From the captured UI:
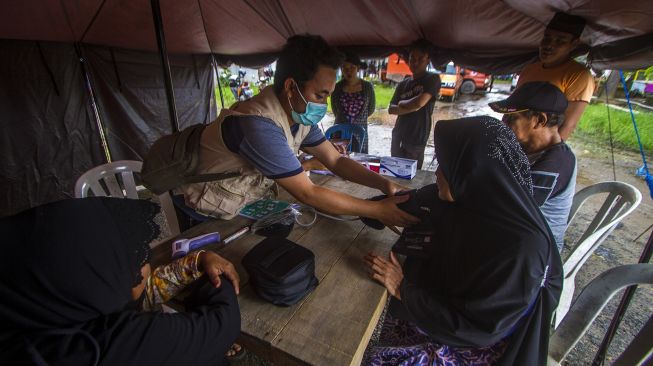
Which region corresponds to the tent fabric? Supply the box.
[84,46,216,161]
[0,40,104,217]
[1,0,652,72]
[0,41,216,217]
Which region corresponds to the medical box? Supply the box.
[379,156,417,179]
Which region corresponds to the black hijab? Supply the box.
[399,116,562,366]
[0,197,159,363]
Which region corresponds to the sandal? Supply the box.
[226,343,245,361]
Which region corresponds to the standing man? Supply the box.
[389,39,441,169]
[516,12,595,140]
[490,82,576,251]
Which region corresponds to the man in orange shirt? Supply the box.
[517,12,594,140]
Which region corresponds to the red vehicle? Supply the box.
[459,69,492,94]
[385,53,412,84]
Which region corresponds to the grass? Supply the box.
[492,79,512,84]
[220,80,396,113]
[576,102,653,154]
[215,83,260,109]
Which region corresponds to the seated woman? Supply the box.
[364,116,562,365]
[0,197,241,366]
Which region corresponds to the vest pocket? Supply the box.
[197,175,277,219]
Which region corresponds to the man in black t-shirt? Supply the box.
[490,82,576,251]
[389,39,441,169]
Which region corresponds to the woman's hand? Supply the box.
[199,251,240,295]
[374,195,420,227]
[364,251,403,299]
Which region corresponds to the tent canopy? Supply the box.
[1,0,652,73]
[2,0,653,217]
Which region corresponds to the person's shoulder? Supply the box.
[424,72,441,82]
[519,61,542,74]
[565,59,591,73]
[227,114,277,126]
[362,79,374,88]
[540,142,576,165]
[225,115,282,135]
[562,60,592,81]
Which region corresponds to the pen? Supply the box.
[222,226,250,244]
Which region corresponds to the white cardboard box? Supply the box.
[379,156,417,179]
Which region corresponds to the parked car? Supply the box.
[439,62,462,102]
[459,69,492,94]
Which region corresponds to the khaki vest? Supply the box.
[183,86,311,219]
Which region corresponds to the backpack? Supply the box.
[141,124,239,195]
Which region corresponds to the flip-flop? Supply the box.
[226,343,245,361]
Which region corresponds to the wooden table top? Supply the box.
[151,170,435,366]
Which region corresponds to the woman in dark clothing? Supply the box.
[365,116,562,365]
[331,52,376,153]
[0,197,241,366]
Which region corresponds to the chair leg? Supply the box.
[555,278,576,328]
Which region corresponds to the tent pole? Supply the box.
[75,44,112,163]
[212,55,225,109]
[150,0,180,133]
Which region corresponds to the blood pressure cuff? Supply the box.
[361,183,440,229]
[242,238,318,306]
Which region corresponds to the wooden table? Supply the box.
[152,171,435,366]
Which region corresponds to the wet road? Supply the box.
[322,84,512,170]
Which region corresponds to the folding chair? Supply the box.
[325,124,367,153]
[548,264,653,365]
[555,181,642,327]
[74,160,180,237]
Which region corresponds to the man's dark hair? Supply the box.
[409,39,431,55]
[522,110,565,127]
[273,34,344,94]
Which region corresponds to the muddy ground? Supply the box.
[232,84,653,365]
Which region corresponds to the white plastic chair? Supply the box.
[555,181,642,327]
[548,264,653,365]
[74,160,180,237]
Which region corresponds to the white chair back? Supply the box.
[548,264,653,365]
[555,181,642,327]
[74,160,180,237]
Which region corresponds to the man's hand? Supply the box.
[382,180,411,196]
[364,251,404,299]
[330,140,349,155]
[199,251,240,295]
[375,195,420,227]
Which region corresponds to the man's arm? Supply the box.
[303,140,408,196]
[559,101,588,140]
[389,92,434,116]
[275,172,418,227]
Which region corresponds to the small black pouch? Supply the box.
[242,238,319,306]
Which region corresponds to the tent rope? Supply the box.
[604,80,617,181]
[618,69,653,200]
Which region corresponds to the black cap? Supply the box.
[547,12,586,38]
[489,82,568,114]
